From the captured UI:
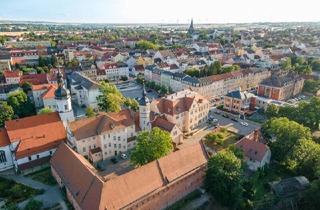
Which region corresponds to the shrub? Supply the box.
[24,199,43,210]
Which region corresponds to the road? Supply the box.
[116,81,160,100]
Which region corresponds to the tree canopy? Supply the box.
[262,117,312,161]
[7,90,35,118]
[85,106,96,117]
[38,107,53,115]
[97,82,125,112]
[205,150,243,208]
[130,127,173,166]
[0,101,14,127]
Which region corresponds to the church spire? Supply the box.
[188,18,195,35]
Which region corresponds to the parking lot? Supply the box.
[116,81,160,100]
[97,153,134,178]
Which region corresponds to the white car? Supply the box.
[240,121,248,127]
[120,153,128,159]
[212,119,218,123]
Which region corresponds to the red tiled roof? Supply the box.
[152,117,175,132]
[69,109,135,140]
[0,128,10,147]
[51,142,208,210]
[41,85,57,99]
[5,112,67,159]
[3,70,21,78]
[20,73,48,85]
[235,138,269,162]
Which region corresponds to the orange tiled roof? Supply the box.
[51,142,208,210]
[5,112,67,159]
[3,70,21,78]
[41,85,57,99]
[69,109,135,140]
[235,138,269,162]
[0,128,10,147]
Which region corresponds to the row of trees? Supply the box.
[136,76,172,95]
[184,61,240,78]
[136,40,161,50]
[97,82,139,113]
[265,97,320,130]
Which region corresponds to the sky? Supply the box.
[1,0,320,24]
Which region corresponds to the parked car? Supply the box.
[231,118,238,122]
[240,121,248,127]
[120,153,128,159]
[111,157,118,164]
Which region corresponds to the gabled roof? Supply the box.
[235,138,269,162]
[69,109,135,140]
[70,72,100,90]
[51,142,208,210]
[151,117,175,132]
[5,112,67,159]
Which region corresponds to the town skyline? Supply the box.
[1,0,320,24]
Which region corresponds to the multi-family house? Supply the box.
[150,90,210,133]
[69,72,101,108]
[258,71,304,101]
[223,89,256,114]
[67,109,138,162]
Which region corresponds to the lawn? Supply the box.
[28,167,57,186]
[204,128,241,151]
[0,177,43,206]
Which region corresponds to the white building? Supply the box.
[69,72,101,108]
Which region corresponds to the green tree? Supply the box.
[97,82,125,112]
[302,180,320,210]
[311,60,320,72]
[285,139,320,179]
[39,107,53,115]
[7,90,35,118]
[281,57,292,70]
[303,79,320,94]
[131,127,173,166]
[264,104,279,119]
[184,68,200,77]
[262,117,312,161]
[0,101,14,127]
[136,40,159,50]
[24,199,43,210]
[85,106,96,117]
[124,98,139,111]
[20,82,32,94]
[205,150,243,208]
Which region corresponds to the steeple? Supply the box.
[54,69,69,100]
[188,18,195,35]
[138,83,150,106]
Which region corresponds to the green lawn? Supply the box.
[204,129,241,151]
[0,177,43,206]
[28,168,57,186]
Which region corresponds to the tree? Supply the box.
[0,102,14,127]
[184,68,200,77]
[24,199,43,210]
[124,98,139,111]
[311,60,320,72]
[85,106,96,117]
[136,40,159,50]
[303,79,320,94]
[281,57,292,70]
[7,90,35,118]
[205,150,243,208]
[97,82,125,112]
[264,104,279,119]
[20,83,32,96]
[285,139,320,179]
[262,117,312,161]
[39,107,53,115]
[130,127,173,166]
[302,180,320,210]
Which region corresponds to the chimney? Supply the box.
[253,129,260,142]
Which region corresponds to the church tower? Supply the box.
[54,70,75,123]
[138,84,151,131]
[188,18,195,35]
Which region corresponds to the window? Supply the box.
[0,151,6,163]
[37,155,40,159]
[109,143,111,147]
[50,151,53,155]
[83,147,86,153]
[64,105,68,110]
[28,156,32,161]
[113,136,116,140]
[119,144,121,148]
[104,144,107,149]
[118,136,120,141]
[114,144,117,148]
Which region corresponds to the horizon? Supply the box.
[1,0,320,24]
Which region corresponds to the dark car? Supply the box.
[231,118,238,122]
[111,157,118,164]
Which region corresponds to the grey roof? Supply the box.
[261,71,303,87]
[182,75,200,84]
[226,89,255,100]
[271,176,310,198]
[0,84,19,94]
[70,72,100,90]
